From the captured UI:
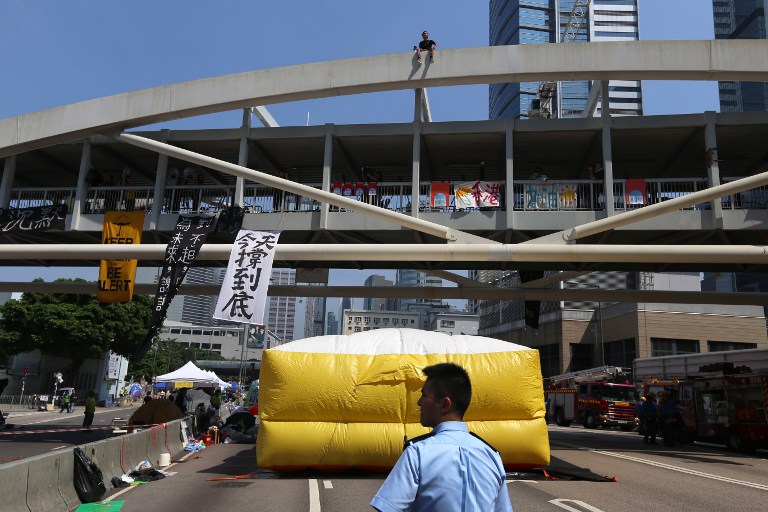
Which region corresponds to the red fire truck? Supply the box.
[635,349,768,452]
[545,366,638,430]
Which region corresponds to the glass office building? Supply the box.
[489,0,643,119]
[713,0,768,112]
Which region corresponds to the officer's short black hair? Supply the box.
[422,363,472,417]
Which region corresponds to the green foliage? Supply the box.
[0,278,154,367]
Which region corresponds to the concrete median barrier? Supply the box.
[0,460,31,512]
[55,449,80,512]
[26,454,67,512]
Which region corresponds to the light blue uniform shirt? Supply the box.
[371,421,513,512]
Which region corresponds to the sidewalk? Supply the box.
[103,442,264,512]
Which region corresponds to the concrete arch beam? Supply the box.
[2,40,767,157]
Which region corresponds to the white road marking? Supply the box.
[24,409,118,426]
[50,445,67,451]
[506,479,539,484]
[308,478,321,512]
[554,441,768,491]
[550,499,605,512]
[322,480,333,489]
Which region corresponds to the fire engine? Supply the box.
[545,366,638,430]
[635,349,768,452]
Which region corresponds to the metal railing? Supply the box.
[13,178,768,217]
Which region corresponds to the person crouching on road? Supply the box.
[371,362,512,512]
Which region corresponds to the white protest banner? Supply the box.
[214,230,281,325]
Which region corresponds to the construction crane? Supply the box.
[528,0,592,119]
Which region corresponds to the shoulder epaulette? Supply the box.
[403,432,435,451]
[469,432,499,453]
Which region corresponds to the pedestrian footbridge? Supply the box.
[1,40,768,301]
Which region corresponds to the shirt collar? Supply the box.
[433,421,468,434]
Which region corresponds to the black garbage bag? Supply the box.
[73,447,107,503]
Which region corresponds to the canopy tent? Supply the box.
[155,361,228,388]
[204,370,231,390]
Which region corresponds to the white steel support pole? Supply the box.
[6,243,768,265]
[235,108,251,207]
[411,122,421,219]
[320,125,333,228]
[421,89,432,123]
[414,89,423,122]
[70,141,91,230]
[505,120,515,229]
[705,111,723,226]
[116,132,488,243]
[600,80,615,216]
[150,130,170,230]
[0,155,16,208]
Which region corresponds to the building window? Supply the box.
[410,320,415,324]
[363,327,370,331]
[708,341,757,352]
[374,318,380,324]
[651,338,699,357]
[440,320,455,328]
[212,344,222,350]
[201,343,210,349]
[364,317,371,323]
[203,330,212,336]
[603,338,636,368]
[354,327,361,332]
[383,318,390,324]
[355,316,362,322]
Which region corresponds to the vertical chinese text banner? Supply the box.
[98,211,145,303]
[214,230,281,326]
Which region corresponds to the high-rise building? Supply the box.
[713,0,768,112]
[267,269,297,343]
[489,0,643,119]
[326,311,339,336]
[180,267,225,327]
[363,274,393,311]
[338,297,352,334]
[396,270,447,330]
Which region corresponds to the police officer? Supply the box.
[371,363,512,512]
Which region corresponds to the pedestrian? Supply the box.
[143,390,153,404]
[636,395,647,436]
[642,393,657,445]
[68,389,76,413]
[82,391,97,430]
[59,391,70,413]
[210,389,222,414]
[658,390,680,446]
[415,31,438,64]
[174,388,189,414]
[529,167,549,183]
[370,362,512,512]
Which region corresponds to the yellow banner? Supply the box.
[174,381,193,389]
[97,211,145,303]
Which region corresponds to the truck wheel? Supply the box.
[555,410,571,427]
[584,413,598,429]
[728,430,756,453]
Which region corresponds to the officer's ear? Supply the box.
[439,395,453,414]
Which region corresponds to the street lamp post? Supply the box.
[567,281,605,367]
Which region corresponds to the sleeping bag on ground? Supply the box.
[256,328,549,471]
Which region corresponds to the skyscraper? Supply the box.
[489,0,643,119]
[363,274,393,311]
[267,269,297,343]
[713,0,768,112]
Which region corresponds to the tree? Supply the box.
[0,278,154,370]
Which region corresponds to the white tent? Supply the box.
[204,369,231,390]
[155,361,227,388]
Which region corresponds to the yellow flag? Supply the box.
[97,211,145,303]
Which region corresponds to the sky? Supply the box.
[0,0,720,310]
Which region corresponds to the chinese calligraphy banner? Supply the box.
[133,215,215,361]
[454,181,501,209]
[0,203,67,233]
[524,184,579,210]
[431,182,450,207]
[97,210,145,303]
[214,230,281,325]
[625,179,647,206]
